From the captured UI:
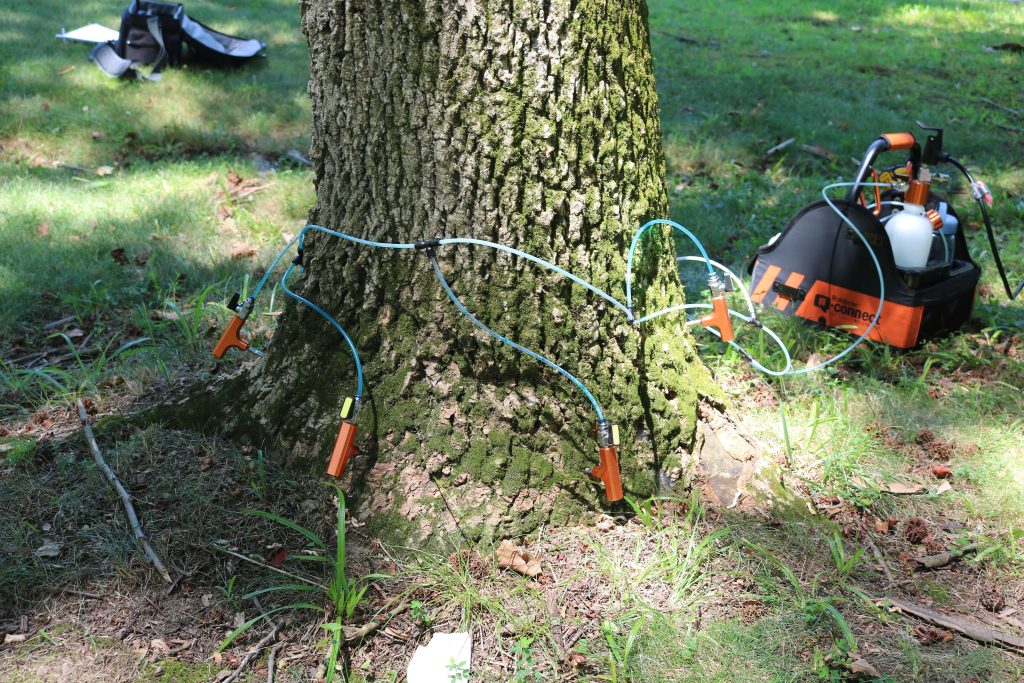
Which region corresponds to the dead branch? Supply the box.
[43,315,77,330]
[267,642,284,683]
[222,625,279,683]
[882,597,1024,652]
[911,544,978,570]
[209,545,327,590]
[980,96,1022,119]
[76,399,172,583]
[865,537,896,585]
[343,602,409,642]
[764,137,795,158]
[547,592,564,658]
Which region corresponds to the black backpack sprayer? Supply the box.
[751,123,1021,349]
[210,125,1018,502]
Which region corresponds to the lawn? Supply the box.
[2,0,1024,681]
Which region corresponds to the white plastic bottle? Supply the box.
[886,202,935,269]
[937,201,958,264]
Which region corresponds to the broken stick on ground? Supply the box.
[76,399,173,583]
[882,597,1024,653]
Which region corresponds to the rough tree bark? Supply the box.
[169,0,771,542]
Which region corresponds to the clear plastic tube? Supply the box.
[784,181,889,375]
[438,237,630,318]
[428,254,605,420]
[280,262,364,398]
[626,219,714,314]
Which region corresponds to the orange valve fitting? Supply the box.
[213,293,256,358]
[701,295,734,343]
[591,420,624,502]
[326,397,361,479]
[213,315,250,358]
[700,273,734,343]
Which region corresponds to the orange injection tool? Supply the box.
[213,293,262,358]
[590,420,624,502]
[326,396,361,479]
[699,273,735,343]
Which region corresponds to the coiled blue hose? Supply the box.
[428,253,605,421]
[626,219,714,314]
[280,262,364,398]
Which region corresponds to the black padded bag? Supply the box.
[89,0,263,80]
[118,0,184,68]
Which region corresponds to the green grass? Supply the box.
[2,0,1024,680]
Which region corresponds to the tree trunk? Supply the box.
[169,0,766,543]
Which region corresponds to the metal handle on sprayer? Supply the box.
[845,133,921,204]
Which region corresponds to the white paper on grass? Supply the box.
[407,632,473,683]
[56,24,120,44]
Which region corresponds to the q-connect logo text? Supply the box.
[828,295,878,323]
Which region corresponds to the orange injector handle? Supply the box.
[213,293,256,358]
[327,421,358,478]
[213,315,249,358]
[326,397,361,479]
[699,274,734,343]
[591,420,624,502]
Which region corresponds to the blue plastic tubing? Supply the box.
[280,261,364,399]
[626,219,713,314]
[427,253,605,421]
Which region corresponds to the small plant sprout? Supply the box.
[221,486,385,683]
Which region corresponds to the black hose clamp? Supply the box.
[414,238,441,258]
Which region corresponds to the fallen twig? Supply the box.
[881,597,1024,652]
[911,544,978,570]
[996,122,1024,135]
[267,642,284,683]
[43,315,76,330]
[764,137,795,158]
[164,638,196,657]
[865,537,896,585]
[650,29,717,47]
[343,602,409,642]
[209,545,327,590]
[222,625,279,683]
[76,400,172,583]
[800,143,836,161]
[547,592,564,659]
[980,96,1022,118]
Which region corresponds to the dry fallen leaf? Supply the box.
[96,165,114,176]
[150,310,180,322]
[913,625,954,645]
[229,243,257,259]
[110,248,129,265]
[34,540,61,558]
[934,480,953,495]
[847,657,881,679]
[267,547,288,566]
[66,328,85,339]
[495,539,542,577]
[930,465,953,479]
